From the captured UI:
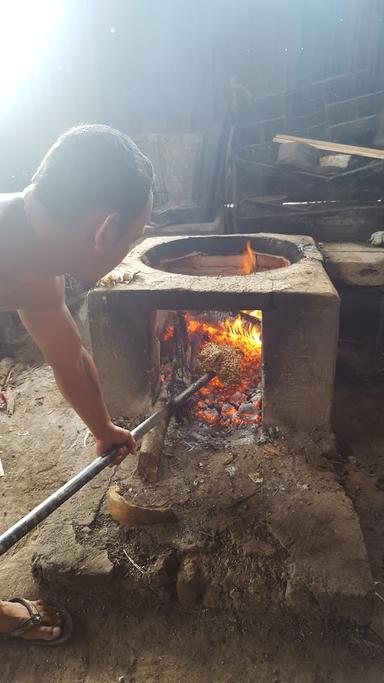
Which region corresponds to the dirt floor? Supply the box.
[1,341,384,681]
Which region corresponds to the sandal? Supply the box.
[2,597,72,645]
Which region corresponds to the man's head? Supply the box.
[29,124,153,281]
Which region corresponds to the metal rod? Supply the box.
[0,371,215,556]
[130,372,214,441]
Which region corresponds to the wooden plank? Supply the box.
[273,134,384,161]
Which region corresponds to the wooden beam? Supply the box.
[273,134,384,161]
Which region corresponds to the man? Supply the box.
[0,124,153,643]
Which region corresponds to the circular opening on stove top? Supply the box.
[143,235,298,277]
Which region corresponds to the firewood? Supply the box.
[137,381,171,483]
[138,312,191,483]
[171,313,191,414]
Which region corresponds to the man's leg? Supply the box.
[0,599,62,641]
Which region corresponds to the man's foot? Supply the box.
[0,599,62,641]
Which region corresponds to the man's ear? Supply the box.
[94,213,121,252]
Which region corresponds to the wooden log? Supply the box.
[137,380,171,483]
[172,312,191,396]
[138,311,193,482]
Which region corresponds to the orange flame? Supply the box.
[241,240,257,274]
[186,313,261,354]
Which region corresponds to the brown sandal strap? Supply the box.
[8,597,42,637]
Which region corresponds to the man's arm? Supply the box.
[18,301,134,464]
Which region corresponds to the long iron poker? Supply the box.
[0,371,215,556]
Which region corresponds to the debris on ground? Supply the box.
[248,472,264,484]
[96,269,139,287]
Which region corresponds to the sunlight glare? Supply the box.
[0,0,64,104]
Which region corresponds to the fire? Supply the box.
[241,240,257,274]
[186,313,261,354]
[160,308,263,428]
[225,315,262,351]
[185,312,262,427]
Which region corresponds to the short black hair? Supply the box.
[32,124,153,223]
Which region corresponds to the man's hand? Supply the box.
[95,423,136,466]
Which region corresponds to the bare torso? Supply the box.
[0,193,63,312]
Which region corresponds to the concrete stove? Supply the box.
[87,233,339,432]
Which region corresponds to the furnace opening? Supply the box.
[158,309,263,428]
